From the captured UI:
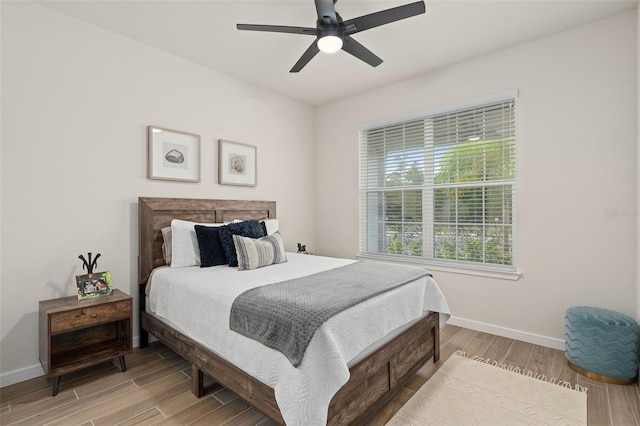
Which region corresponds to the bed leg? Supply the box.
[140,329,149,349]
[139,285,149,349]
[192,365,205,398]
[434,322,440,362]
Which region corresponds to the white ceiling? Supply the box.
[40,0,638,106]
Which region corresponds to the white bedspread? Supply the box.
[148,253,450,425]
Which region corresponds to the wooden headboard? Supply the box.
[138,197,276,285]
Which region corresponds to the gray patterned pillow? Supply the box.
[233,232,287,271]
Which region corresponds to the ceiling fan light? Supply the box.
[318,35,343,53]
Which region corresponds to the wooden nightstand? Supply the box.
[39,289,133,396]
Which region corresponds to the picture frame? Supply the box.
[218,139,257,186]
[76,271,113,300]
[148,126,201,182]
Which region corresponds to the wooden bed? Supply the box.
[138,196,440,425]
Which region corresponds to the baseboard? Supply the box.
[0,335,142,388]
[0,364,45,388]
[447,316,565,351]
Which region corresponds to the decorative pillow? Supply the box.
[161,226,172,265]
[194,225,227,267]
[170,220,225,268]
[218,220,267,267]
[233,232,287,271]
[261,218,279,235]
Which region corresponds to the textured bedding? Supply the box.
[231,262,431,367]
[147,253,450,425]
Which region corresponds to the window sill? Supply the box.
[357,253,522,281]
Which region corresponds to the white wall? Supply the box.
[316,11,637,345]
[637,5,640,327]
[0,2,315,385]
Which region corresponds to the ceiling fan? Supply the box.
[237,0,426,73]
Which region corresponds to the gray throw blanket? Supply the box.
[229,261,431,367]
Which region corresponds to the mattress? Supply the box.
[146,253,450,425]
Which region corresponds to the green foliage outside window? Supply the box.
[383,138,514,266]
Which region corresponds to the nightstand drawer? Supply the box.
[50,300,131,334]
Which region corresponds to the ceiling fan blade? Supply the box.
[342,1,425,35]
[237,24,316,36]
[315,0,338,25]
[290,41,321,73]
[341,35,383,68]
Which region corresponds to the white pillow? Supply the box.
[262,218,279,235]
[170,220,225,268]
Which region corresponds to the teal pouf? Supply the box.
[565,306,638,384]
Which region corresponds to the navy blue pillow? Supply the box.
[194,225,227,267]
[218,220,267,267]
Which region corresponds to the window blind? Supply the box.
[359,96,516,270]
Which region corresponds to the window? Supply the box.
[359,95,516,272]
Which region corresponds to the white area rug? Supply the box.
[386,351,587,426]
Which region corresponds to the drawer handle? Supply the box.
[91,313,97,318]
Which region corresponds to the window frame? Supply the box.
[357,91,520,280]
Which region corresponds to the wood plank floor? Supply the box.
[2,324,639,425]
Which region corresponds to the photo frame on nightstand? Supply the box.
[76,271,113,300]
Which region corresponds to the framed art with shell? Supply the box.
[148,126,201,182]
